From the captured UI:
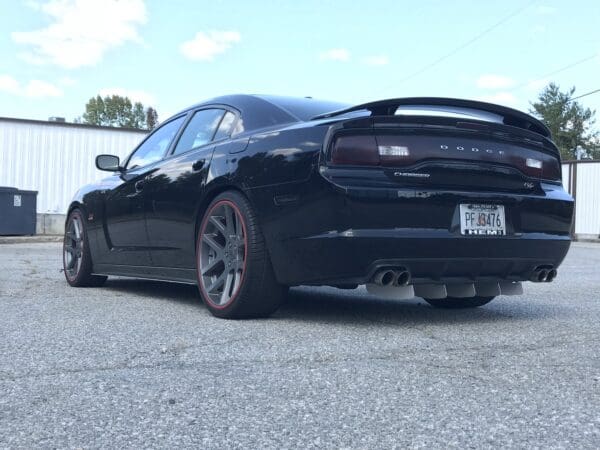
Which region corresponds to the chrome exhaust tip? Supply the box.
[537,269,548,282]
[546,269,557,282]
[394,270,411,287]
[373,269,396,287]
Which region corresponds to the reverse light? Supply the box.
[378,145,409,157]
[526,158,543,169]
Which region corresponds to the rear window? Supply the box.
[260,95,350,121]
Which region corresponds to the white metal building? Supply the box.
[562,161,600,239]
[0,117,147,214]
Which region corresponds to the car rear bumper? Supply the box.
[274,229,571,285]
[253,178,574,286]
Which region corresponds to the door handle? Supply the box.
[192,159,206,171]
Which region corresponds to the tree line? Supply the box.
[81,94,158,130]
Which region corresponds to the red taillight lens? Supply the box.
[543,157,561,181]
[331,135,380,165]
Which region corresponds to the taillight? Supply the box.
[542,157,561,181]
[331,135,379,166]
[330,133,561,181]
[331,135,417,166]
[512,154,561,180]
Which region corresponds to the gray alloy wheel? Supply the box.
[198,200,247,307]
[64,213,84,280]
[196,191,286,319]
[62,209,107,287]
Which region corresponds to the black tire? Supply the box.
[423,296,495,309]
[196,191,286,319]
[63,208,107,287]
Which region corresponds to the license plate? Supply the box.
[459,204,506,236]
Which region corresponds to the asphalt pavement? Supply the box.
[0,242,599,449]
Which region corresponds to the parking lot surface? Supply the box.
[0,242,599,448]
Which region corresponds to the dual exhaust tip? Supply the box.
[373,268,411,287]
[375,266,558,286]
[531,267,557,283]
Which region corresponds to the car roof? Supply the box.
[173,94,350,132]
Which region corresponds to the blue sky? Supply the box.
[0,0,599,124]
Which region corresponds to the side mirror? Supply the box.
[96,154,121,172]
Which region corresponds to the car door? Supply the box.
[99,115,187,266]
[144,108,237,269]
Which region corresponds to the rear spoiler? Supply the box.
[311,97,551,138]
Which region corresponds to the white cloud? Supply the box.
[0,74,63,98]
[476,74,516,90]
[362,55,389,66]
[319,48,351,62]
[98,87,156,106]
[11,0,147,69]
[478,92,519,106]
[180,31,241,61]
[24,80,63,97]
[0,75,21,95]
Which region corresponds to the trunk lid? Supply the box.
[318,99,561,193]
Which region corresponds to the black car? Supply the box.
[63,95,573,318]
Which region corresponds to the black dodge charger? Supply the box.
[63,95,573,319]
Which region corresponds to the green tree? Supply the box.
[82,94,158,130]
[131,102,145,129]
[145,107,158,130]
[529,83,598,160]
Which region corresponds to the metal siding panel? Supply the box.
[0,120,145,213]
[574,163,600,236]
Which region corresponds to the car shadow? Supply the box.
[101,278,561,326]
[273,286,561,326]
[103,278,200,306]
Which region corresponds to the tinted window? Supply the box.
[258,95,350,120]
[213,111,236,141]
[172,109,224,155]
[127,116,185,169]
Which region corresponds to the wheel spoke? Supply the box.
[209,215,226,235]
[65,252,77,269]
[232,258,244,272]
[202,234,224,254]
[234,211,243,238]
[219,271,234,305]
[206,272,226,294]
[73,218,81,239]
[201,256,223,276]
[224,206,235,235]
[232,269,242,293]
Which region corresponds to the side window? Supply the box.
[213,111,236,141]
[172,109,225,156]
[127,116,185,169]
